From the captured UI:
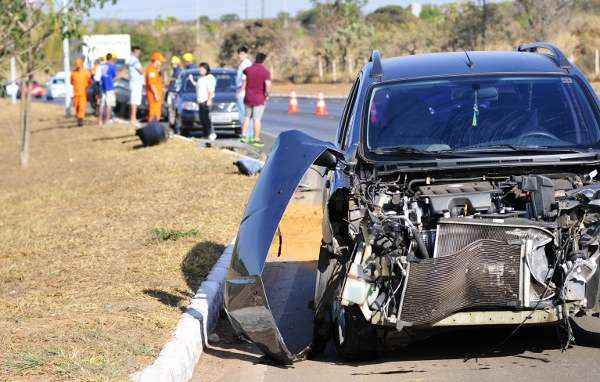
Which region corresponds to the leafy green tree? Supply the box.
[420,5,443,21]
[0,0,114,168]
[366,5,414,25]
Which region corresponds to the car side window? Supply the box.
[338,75,361,150]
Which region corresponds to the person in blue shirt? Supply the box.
[98,53,117,126]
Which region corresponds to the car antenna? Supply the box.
[464,50,475,68]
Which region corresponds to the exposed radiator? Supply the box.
[434,220,520,257]
[399,238,522,326]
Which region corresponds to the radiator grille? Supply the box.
[434,222,518,257]
[399,239,521,326]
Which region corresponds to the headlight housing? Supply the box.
[182,101,199,111]
[211,102,237,113]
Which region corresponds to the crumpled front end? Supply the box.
[336,169,600,334]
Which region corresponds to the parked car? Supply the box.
[224,43,600,364]
[28,81,46,98]
[168,68,241,137]
[45,72,72,100]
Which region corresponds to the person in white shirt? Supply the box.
[236,46,252,137]
[128,46,144,127]
[188,62,217,140]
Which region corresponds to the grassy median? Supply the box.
[0,100,255,381]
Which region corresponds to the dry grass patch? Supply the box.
[0,100,255,381]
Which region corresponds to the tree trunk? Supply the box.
[346,54,353,79]
[19,79,31,168]
[318,55,324,82]
[331,58,337,83]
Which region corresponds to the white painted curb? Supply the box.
[130,244,234,382]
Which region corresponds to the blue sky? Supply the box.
[90,0,452,20]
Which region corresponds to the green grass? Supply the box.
[151,227,200,241]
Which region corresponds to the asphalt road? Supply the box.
[259,97,343,150]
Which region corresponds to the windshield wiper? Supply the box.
[452,144,587,154]
[373,147,476,158]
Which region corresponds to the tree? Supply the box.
[220,13,240,23]
[310,0,368,81]
[366,5,414,25]
[0,0,114,168]
[516,0,575,40]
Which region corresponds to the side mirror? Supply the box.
[314,150,338,169]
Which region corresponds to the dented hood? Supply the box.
[224,130,339,364]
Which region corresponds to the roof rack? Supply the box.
[369,50,383,80]
[517,42,571,70]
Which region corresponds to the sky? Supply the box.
[90,0,452,20]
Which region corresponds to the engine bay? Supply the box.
[339,167,600,329]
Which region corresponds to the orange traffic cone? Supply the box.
[288,91,299,114]
[315,92,328,116]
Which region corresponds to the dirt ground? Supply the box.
[267,200,323,263]
[0,100,256,381]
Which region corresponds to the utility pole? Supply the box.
[195,0,200,46]
[62,0,71,116]
[244,0,248,19]
[283,0,288,27]
[261,0,265,19]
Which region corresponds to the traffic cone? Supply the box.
[288,91,299,114]
[315,92,328,116]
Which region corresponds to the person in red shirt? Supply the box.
[241,52,272,147]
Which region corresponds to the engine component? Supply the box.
[518,175,555,219]
[417,181,497,216]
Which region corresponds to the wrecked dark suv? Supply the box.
[225,43,600,364]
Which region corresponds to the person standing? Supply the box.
[128,46,144,127]
[70,58,91,127]
[182,53,196,70]
[241,53,272,147]
[91,56,103,116]
[170,56,182,80]
[188,62,216,140]
[236,46,252,138]
[98,53,116,126]
[145,52,166,122]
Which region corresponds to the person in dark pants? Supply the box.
[188,62,216,140]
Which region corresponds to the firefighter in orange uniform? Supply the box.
[70,58,91,126]
[145,52,166,122]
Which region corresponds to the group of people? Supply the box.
[69,48,167,128]
[70,45,272,147]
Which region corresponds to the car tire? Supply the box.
[332,302,378,360]
[309,246,339,357]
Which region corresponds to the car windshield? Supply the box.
[367,76,600,154]
[181,72,236,93]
